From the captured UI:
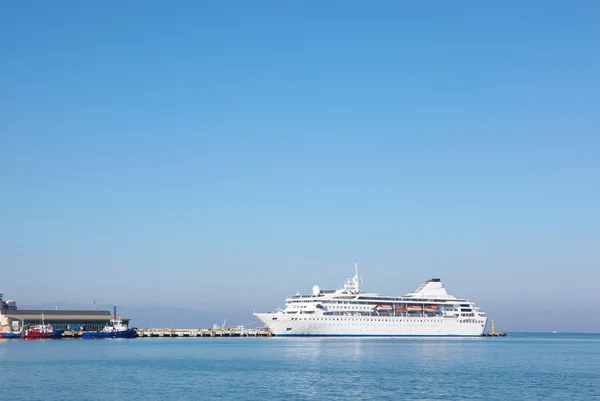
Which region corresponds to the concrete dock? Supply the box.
[60,327,273,338]
[136,327,273,338]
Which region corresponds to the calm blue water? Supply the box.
[1,333,599,400]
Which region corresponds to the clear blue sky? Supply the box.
[1,1,599,331]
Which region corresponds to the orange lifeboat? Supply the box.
[375,304,393,312]
[424,305,439,312]
[406,305,422,312]
[395,305,406,311]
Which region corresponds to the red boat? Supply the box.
[24,324,63,339]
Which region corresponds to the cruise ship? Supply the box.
[254,264,487,337]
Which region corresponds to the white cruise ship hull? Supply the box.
[255,313,487,337]
[254,264,489,337]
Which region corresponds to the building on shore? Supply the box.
[1,292,131,332]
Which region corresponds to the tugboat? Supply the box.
[24,315,63,339]
[82,306,136,339]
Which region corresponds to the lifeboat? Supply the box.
[395,305,406,311]
[375,304,393,312]
[424,305,439,312]
[406,305,422,312]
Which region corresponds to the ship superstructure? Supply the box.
[254,264,487,336]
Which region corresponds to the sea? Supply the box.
[1,333,599,400]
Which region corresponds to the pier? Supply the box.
[483,332,507,337]
[59,327,273,338]
[135,327,273,338]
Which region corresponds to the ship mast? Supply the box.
[344,262,361,293]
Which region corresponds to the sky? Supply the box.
[1,1,599,332]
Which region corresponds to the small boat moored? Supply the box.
[0,332,23,339]
[82,306,136,339]
[22,314,63,339]
[25,324,63,339]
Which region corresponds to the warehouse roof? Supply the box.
[2,309,130,321]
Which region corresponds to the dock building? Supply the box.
[0,292,131,331]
